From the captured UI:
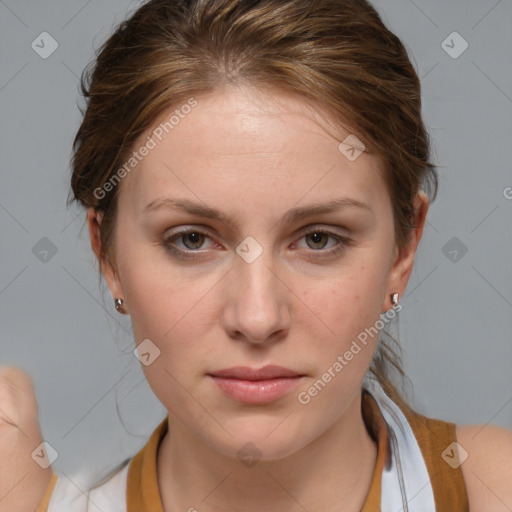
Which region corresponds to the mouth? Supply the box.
[207,365,306,404]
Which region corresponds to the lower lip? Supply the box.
[209,375,304,404]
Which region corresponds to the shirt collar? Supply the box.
[126,392,388,512]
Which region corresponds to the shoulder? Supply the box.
[456,423,512,512]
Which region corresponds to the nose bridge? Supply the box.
[224,235,289,343]
[239,242,276,299]
[238,236,280,306]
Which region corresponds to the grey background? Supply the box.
[1,0,511,478]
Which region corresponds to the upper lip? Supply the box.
[208,365,303,381]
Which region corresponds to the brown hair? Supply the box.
[68,0,437,410]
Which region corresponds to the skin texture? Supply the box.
[88,84,429,512]
[3,85,510,512]
[456,424,512,511]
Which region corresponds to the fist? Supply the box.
[0,366,52,512]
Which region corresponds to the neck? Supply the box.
[157,390,377,512]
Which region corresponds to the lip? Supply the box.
[207,365,305,404]
[209,365,302,380]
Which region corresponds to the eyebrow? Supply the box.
[142,197,372,226]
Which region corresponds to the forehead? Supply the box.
[117,85,387,218]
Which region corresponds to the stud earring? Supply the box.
[391,292,399,307]
[114,298,126,314]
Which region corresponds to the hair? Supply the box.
[68,0,437,412]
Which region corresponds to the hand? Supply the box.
[0,366,53,512]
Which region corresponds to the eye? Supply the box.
[177,231,207,250]
[302,231,334,250]
[160,228,218,259]
[295,228,352,259]
[159,226,352,261]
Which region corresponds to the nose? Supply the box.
[221,246,290,346]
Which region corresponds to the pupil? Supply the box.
[185,232,202,249]
[309,232,327,249]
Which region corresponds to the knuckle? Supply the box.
[0,367,38,428]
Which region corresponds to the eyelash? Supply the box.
[159,227,352,260]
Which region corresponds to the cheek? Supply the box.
[119,244,219,364]
[121,266,212,418]
[124,269,206,349]
[297,255,391,379]
[317,262,389,333]
[294,276,388,414]
[122,270,169,343]
[117,234,197,337]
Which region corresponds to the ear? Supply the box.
[87,208,125,306]
[384,192,429,310]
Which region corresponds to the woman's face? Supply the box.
[91,85,422,460]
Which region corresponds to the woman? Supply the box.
[1,0,511,511]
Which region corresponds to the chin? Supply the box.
[202,417,314,463]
